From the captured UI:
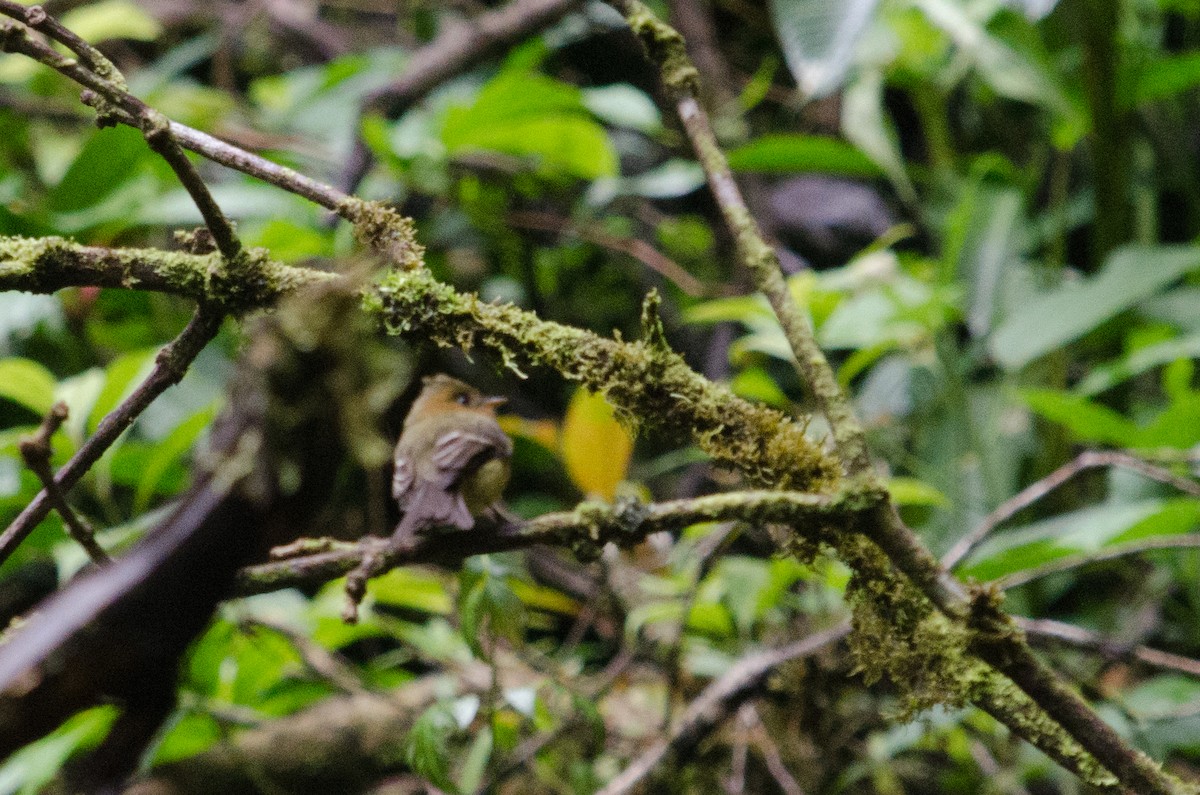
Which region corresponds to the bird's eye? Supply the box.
[454,392,470,405]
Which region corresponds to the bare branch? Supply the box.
[342,0,583,192]
[1018,616,1200,679]
[508,210,714,296]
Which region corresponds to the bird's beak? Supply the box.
[483,395,507,408]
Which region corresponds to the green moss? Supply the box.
[367,267,838,493]
[839,536,972,717]
[621,0,701,98]
[339,198,424,271]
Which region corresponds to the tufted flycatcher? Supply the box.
[390,374,512,547]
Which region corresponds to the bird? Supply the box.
[390,374,513,547]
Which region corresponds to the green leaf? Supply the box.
[369,568,453,616]
[1077,334,1200,396]
[0,706,117,795]
[1021,389,1139,446]
[132,405,217,513]
[60,0,162,43]
[406,704,458,792]
[443,71,616,180]
[47,125,148,214]
[990,245,1200,369]
[888,476,949,507]
[0,358,57,416]
[89,349,156,433]
[842,69,917,203]
[726,134,882,176]
[959,500,1169,582]
[1135,52,1200,105]
[457,725,494,794]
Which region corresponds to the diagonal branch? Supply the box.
[0,308,224,566]
[944,449,1200,570]
[602,3,1193,794]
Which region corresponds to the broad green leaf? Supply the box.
[0,357,56,416]
[726,134,882,177]
[457,725,494,794]
[370,568,453,615]
[406,704,457,792]
[132,405,218,513]
[89,349,156,433]
[508,579,580,615]
[443,71,616,180]
[47,126,148,214]
[842,70,917,203]
[888,476,949,507]
[1021,389,1139,446]
[1135,52,1200,105]
[561,388,633,500]
[582,84,661,133]
[770,0,880,98]
[150,713,221,766]
[0,707,117,795]
[60,0,162,43]
[959,500,1170,582]
[990,246,1200,369]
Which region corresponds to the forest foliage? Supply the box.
[2,0,1200,793]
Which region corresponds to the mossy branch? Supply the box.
[238,488,869,596]
[602,2,1192,793]
[0,235,336,311]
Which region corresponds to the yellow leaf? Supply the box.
[561,389,633,499]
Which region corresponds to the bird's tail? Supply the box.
[390,483,473,549]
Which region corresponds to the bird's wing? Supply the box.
[392,425,510,544]
[429,427,511,487]
[391,455,414,501]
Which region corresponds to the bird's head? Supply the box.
[406,374,506,424]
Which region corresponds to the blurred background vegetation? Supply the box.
[3,0,1200,792]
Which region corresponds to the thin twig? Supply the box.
[0,14,348,214]
[594,623,849,795]
[994,534,1200,590]
[747,705,806,795]
[242,618,370,696]
[943,449,1200,570]
[0,4,242,260]
[508,210,711,296]
[0,308,223,565]
[137,108,242,260]
[17,402,111,565]
[1017,616,1200,679]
